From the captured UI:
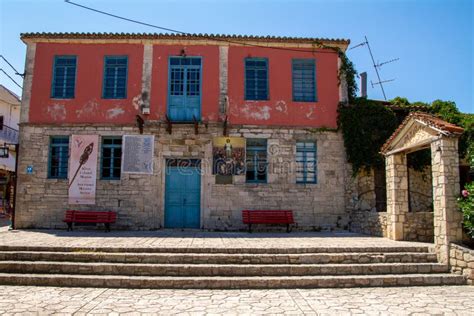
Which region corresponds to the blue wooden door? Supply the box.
[168,57,201,122]
[164,164,201,228]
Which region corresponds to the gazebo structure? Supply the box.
[381,112,465,264]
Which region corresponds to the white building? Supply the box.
[0,84,20,172]
[0,85,20,212]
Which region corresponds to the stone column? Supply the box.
[20,42,36,124]
[386,153,409,240]
[140,43,153,111]
[218,46,229,114]
[431,137,463,264]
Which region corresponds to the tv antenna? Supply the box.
[371,79,395,88]
[349,36,399,100]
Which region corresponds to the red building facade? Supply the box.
[16,33,352,231]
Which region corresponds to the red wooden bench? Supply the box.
[242,210,294,233]
[63,210,117,232]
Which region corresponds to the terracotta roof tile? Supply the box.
[20,32,350,46]
[381,112,464,154]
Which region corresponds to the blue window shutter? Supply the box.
[292,59,317,102]
[48,136,69,179]
[245,138,268,183]
[103,56,128,99]
[167,57,202,122]
[296,141,317,184]
[100,136,122,180]
[51,56,77,99]
[245,58,268,100]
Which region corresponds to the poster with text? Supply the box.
[212,137,246,175]
[68,135,98,205]
[121,135,154,174]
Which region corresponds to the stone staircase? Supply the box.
[0,244,466,289]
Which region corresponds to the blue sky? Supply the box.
[0,0,472,113]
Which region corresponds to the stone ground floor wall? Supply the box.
[408,167,433,213]
[450,243,474,285]
[347,166,433,214]
[16,123,350,231]
[349,210,433,242]
[348,210,387,237]
[404,212,434,242]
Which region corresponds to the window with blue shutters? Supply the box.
[101,137,122,180]
[292,59,316,102]
[168,57,202,121]
[245,58,268,100]
[296,141,317,183]
[246,139,268,183]
[48,136,69,179]
[103,56,128,99]
[51,56,76,99]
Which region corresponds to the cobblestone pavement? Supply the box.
[0,229,432,250]
[0,285,472,315]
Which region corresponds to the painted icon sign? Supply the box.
[68,135,98,205]
[121,135,154,174]
[212,137,246,175]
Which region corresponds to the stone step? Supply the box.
[0,245,432,254]
[0,273,465,289]
[0,251,439,264]
[0,261,449,276]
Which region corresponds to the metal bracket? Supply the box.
[165,115,172,134]
[223,115,229,136]
[136,115,144,134]
[193,115,199,135]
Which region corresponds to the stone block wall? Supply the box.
[348,210,387,237]
[408,167,433,213]
[403,212,434,242]
[344,169,376,212]
[16,123,350,231]
[349,210,434,242]
[450,243,474,285]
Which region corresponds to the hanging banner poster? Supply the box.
[121,135,154,174]
[68,135,98,205]
[212,137,246,175]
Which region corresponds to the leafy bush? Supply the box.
[338,99,398,175]
[458,182,474,238]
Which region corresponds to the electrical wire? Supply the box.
[64,0,343,55]
[0,69,22,89]
[0,55,24,77]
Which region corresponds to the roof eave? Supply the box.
[20,32,350,50]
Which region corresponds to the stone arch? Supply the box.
[381,112,464,264]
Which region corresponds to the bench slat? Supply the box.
[242,210,294,232]
[63,210,117,231]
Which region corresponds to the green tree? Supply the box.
[339,97,473,174]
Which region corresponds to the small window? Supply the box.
[103,56,128,99]
[48,136,69,179]
[292,59,316,102]
[101,136,122,180]
[296,141,317,183]
[246,138,267,183]
[245,58,268,100]
[52,56,76,99]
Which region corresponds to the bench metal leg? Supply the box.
[105,223,111,232]
[286,224,292,233]
[66,222,73,231]
[248,223,252,233]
